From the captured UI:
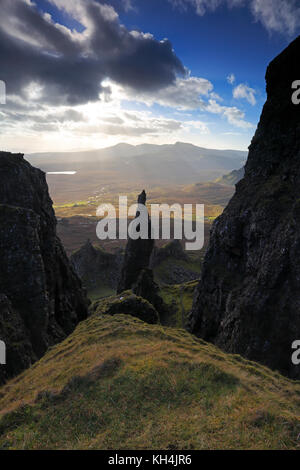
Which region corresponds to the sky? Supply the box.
[0,0,299,153]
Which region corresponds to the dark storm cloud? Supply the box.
[0,27,106,105]
[3,0,82,55]
[0,0,185,105]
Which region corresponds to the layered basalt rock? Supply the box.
[190,36,300,379]
[0,152,88,383]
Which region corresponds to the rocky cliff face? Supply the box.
[71,240,123,291]
[0,152,88,383]
[190,36,300,379]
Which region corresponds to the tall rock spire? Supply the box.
[117,190,154,293]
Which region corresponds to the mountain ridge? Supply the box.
[26,143,247,204]
[27,141,247,158]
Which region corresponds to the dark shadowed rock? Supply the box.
[0,294,33,380]
[190,36,300,379]
[0,152,88,383]
[101,293,159,325]
[117,190,154,293]
[150,240,188,268]
[132,268,168,317]
[71,239,123,291]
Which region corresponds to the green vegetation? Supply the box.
[91,292,159,325]
[0,310,299,450]
[53,182,232,219]
[87,285,116,302]
[160,280,198,328]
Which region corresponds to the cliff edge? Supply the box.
[190,37,300,379]
[0,152,88,383]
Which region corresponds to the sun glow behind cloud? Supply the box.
[0,0,288,153]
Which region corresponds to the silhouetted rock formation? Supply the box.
[0,152,88,383]
[71,240,123,291]
[132,268,167,317]
[117,190,154,293]
[190,37,300,379]
[150,240,188,268]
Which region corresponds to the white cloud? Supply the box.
[210,92,223,101]
[170,0,244,16]
[183,120,210,133]
[123,76,213,110]
[0,93,211,150]
[106,76,254,129]
[227,73,236,85]
[206,99,254,128]
[233,83,257,105]
[250,0,300,36]
[170,0,300,35]
[0,0,256,152]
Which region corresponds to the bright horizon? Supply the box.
[26,140,249,156]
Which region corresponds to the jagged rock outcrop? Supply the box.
[71,240,123,291]
[0,152,88,383]
[190,37,300,379]
[150,240,188,268]
[150,240,198,284]
[132,268,167,316]
[117,190,154,293]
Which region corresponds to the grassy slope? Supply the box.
[160,281,199,328]
[0,310,300,450]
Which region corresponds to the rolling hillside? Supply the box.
[26,142,246,204]
[0,306,299,450]
[215,167,245,186]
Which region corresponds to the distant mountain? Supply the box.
[215,167,245,186]
[27,142,247,198]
